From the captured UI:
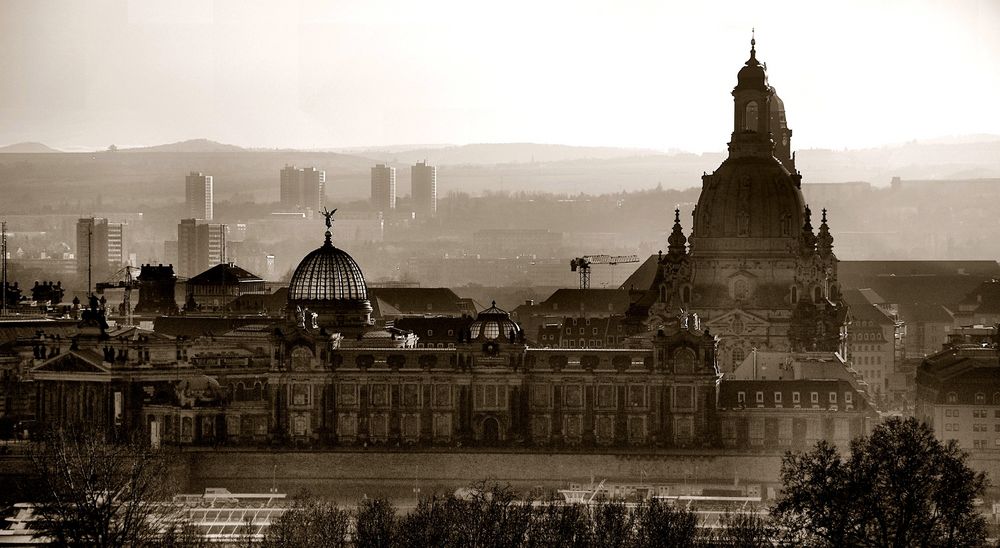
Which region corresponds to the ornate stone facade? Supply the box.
[626,38,847,371]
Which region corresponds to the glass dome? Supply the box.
[288,232,368,302]
[468,301,522,341]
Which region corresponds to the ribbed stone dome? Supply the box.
[288,233,368,302]
[693,156,805,245]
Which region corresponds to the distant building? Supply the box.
[916,326,1000,456]
[185,172,214,220]
[185,263,266,312]
[177,219,227,278]
[134,264,179,316]
[280,165,325,213]
[411,161,437,217]
[371,164,396,212]
[842,289,896,398]
[954,280,1000,327]
[472,229,563,257]
[718,351,877,450]
[75,217,125,289]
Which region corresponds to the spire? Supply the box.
[750,28,756,60]
[817,208,834,256]
[667,208,687,257]
[801,205,817,255]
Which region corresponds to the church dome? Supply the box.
[693,156,805,244]
[288,238,368,301]
[468,301,522,341]
[286,211,373,331]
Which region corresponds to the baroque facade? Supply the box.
[626,38,847,371]
[2,40,875,452]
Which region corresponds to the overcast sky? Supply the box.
[1,0,998,152]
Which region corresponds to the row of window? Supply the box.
[855,355,883,366]
[737,391,853,406]
[945,393,1000,405]
[944,409,1000,418]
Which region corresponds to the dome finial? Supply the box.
[674,207,681,223]
[321,207,337,246]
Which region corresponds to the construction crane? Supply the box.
[96,265,140,327]
[570,254,640,289]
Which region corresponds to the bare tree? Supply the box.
[26,427,172,547]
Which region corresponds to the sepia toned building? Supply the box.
[75,217,125,288]
[916,325,1000,455]
[185,172,214,221]
[625,38,847,371]
[411,161,437,218]
[279,165,326,213]
[370,164,396,212]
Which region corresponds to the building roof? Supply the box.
[842,289,894,326]
[188,263,264,285]
[897,302,954,324]
[620,254,659,291]
[512,288,631,319]
[368,288,466,317]
[958,279,1000,314]
[839,260,1000,280]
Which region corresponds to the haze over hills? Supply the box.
[0,136,999,212]
[328,143,662,165]
[0,141,61,153]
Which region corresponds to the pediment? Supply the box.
[727,269,758,280]
[703,309,771,336]
[32,351,111,377]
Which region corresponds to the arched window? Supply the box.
[780,214,792,237]
[681,285,691,304]
[744,101,759,132]
[790,286,799,304]
[975,392,985,405]
[673,348,697,374]
[947,392,958,404]
[813,286,823,303]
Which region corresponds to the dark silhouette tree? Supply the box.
[261,492,349,547]
[26,427,172,547]
[773,417,988,547]
[354,497,397,548]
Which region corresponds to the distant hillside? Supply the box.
[122,138,246,153]
[0,141,60,153]
[335,143,661,166]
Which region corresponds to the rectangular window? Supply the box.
[792,392,800,404]
[674,385,694,410]
[531,385,551,407]
[845,392,853,404]
[811,392,819,404]
[596,385,616,408]
[829,392,837,403]
[628,385,647,408]
[564,385,584,408]
[755,391,764,404]
[737,391,746,404]
[433,384,452,407]
[774,392,783,404]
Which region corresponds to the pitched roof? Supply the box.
[368,288,465,316]
[842,289,894,325]
[958,280,1000,314]
[620,254,659,291]
[188,263,264,285]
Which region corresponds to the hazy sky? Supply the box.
[1,0,998,152]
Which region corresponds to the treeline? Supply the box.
[260,484,769,548]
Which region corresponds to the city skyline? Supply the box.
[1,0,997,153]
